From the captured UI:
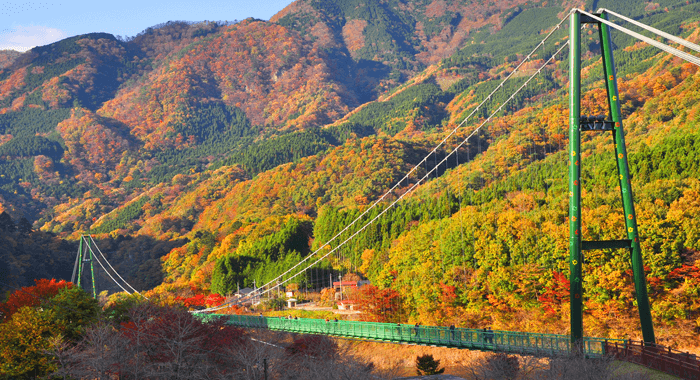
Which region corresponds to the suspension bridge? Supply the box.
[73,8,700,379]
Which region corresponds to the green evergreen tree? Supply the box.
[416,354,445,376]
[0,212,15,232]
[17,218,32,235]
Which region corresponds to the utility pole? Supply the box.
[339,274,343,301]
[253,279,257,304]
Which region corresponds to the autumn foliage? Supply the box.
[0,278,73,322]
[175,293,225,309]
[0,281,98,378]
[538,271,570,316]
[349,285,403,323]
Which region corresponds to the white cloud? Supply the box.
[0,25,68,52]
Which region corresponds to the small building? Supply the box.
[332,280,372,291]
[287,298,297,308]
[337,300,357,311]
[333,280,359,291]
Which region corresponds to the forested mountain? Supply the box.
[0,50,21,69]
[272,0,573,99]
[1,0,700,345]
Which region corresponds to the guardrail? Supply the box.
[198,314,624,357]
[605,340,700,380]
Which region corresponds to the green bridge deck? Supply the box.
[199,314,624,357]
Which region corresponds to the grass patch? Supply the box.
[610,360,681,380]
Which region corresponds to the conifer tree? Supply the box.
[0,212,14,232]
[17,217,32,235]
[416,354,445,376]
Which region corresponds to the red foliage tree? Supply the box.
[175,292,225,309]
[668,265,700,281]
[439,283,457,307]
[205,293,225,307]
[175,294,206,308]
[349,284,403,323]
[0,278,73,321]
[537,271,570,316]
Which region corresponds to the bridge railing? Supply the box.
[201,314,624,357]
[605,340,700,380]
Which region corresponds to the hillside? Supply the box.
[0,50,21,69]
[0,0,699,346]
[272,0,579,100]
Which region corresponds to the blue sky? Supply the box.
[0,0,295,51]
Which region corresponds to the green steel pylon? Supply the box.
[569,11,583,347]
[568,10,655,346]
[70,235,97,298]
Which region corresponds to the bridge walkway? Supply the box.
[200,314,622,358]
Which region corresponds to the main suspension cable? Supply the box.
[598,8,700,54]
[86,244,131,295]
[87,235,148,299]
[222,9,575,300]
[577,9,700,66]
[198,38,571,313]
